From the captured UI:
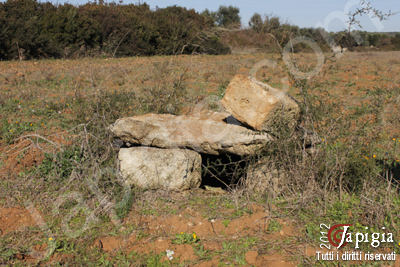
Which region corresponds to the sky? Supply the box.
[57,0,399,32]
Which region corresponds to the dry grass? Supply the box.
[0,51,400,266]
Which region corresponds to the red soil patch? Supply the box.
[127,207,269,239]
[94,204,300,265]
[96,234,136,252]
[202,241,222,251]
[258,254,296,267]
[131,240,197,262]
[97,236,126,252]
[48,253,75,265]
[0,207,35,235]
[245,250,297,267]
[245,250,259,265]
[0,139,44,176]
[97,236,197,263]
[194,257,220,267]
[0,130,71,177]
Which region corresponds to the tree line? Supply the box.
[246,13,400,51]
[0,0,399,60]
[0,0,231,60]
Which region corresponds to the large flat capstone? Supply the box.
[110,113,273,156]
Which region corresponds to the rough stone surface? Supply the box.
[110,113,273,156]
[245,160,286,197]
[118,147,201,190]
[221,74,300,133]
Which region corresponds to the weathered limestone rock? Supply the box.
[118,147,201,190]
[221,74,300,134]
[110,113,273,156]
[245,160,287,197]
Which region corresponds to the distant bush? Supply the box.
[201,5,241,29]
[391,33,400,50]
[215,6,241,28]
[0,0,230,60]
[225,11,400,52]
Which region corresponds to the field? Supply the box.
[1,51,400,266]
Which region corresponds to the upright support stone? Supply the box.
[118,147,201,191]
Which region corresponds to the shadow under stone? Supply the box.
[385,162,400,184]
[200,152,250,190]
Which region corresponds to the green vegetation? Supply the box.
[172,232,199,244]
[267,219,282,233]
[1,0,399,60]
[221,237,258,265]
[212,6,241,28]
[0,0,230,60]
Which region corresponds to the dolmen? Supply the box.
[109,74,300,191]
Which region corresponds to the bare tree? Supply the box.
[347,0,394,34]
